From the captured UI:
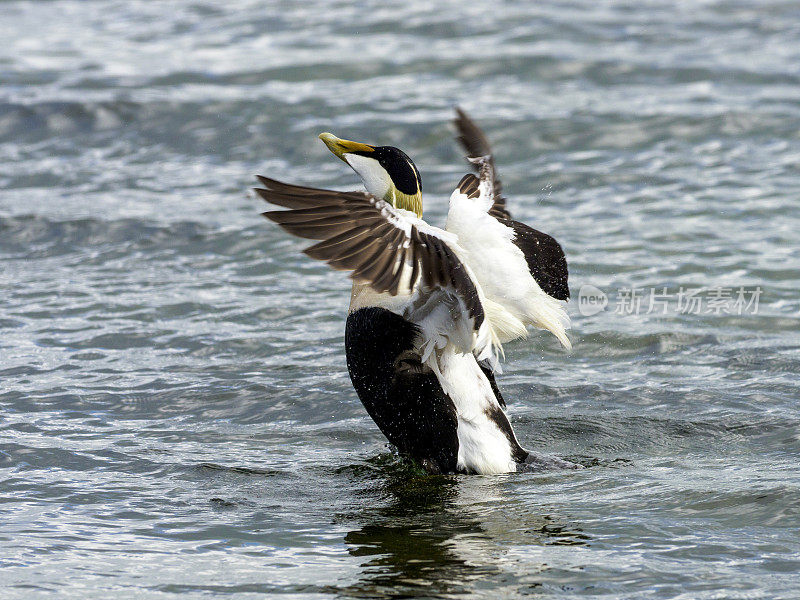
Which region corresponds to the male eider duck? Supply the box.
[255,109,576,474]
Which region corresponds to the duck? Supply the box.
[255,109,575,474]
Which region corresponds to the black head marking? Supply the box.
[353,146,421,195]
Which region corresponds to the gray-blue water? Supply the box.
[2,1,800,598]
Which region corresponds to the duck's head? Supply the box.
[319,132,422,217]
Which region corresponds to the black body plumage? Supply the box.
[344,307,460,473]
[346,307,529,473]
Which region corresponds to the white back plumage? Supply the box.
[445,169,571,350]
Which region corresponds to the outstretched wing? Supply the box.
[507,219,570,301]
[254,175,485,328]
[454,173,570,302]
[454,107,511,220]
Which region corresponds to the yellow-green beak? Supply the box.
[318,132,374,161]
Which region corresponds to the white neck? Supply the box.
[345,154,392,199]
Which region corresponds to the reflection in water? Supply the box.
[344,475,493,598]
[338,458,588,598]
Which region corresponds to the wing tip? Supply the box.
[454,105,473,123]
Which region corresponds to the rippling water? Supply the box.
[2,1,800,598]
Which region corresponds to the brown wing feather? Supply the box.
[255,176,485,328]
[454,107,511,220]
[508,220,570,301]
[303,228,374,259]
